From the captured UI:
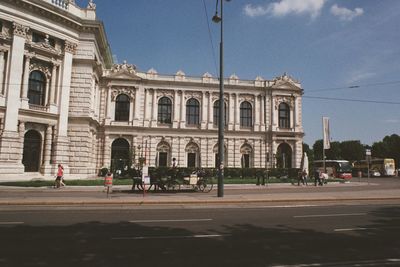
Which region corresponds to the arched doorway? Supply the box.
[156,141,171,167]
[276,143,292,168]
[22,130,42,172]
[186,142,200,168]
[111,138,130,175]
[240,144,253,168]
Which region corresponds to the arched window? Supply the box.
[213,100,227,126]
[115,94,130,122]
[158,97,172,124]
[240,144,253,168]
[186,98,200,125]
[279,103,290,128]
[28,71,46,106]
[240,101,253,127]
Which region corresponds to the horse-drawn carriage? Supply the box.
[131,167,214,193]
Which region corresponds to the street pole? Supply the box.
[217,0,224,198]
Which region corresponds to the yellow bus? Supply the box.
[352,158,396,177]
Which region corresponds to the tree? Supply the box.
[340,140,365,161]
[312,140,341,160]
[372,134,400,168]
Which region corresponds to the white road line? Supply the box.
[294,213,366,218]
[334,227,370,232]
[129,218,212,223]
[0,221,24,225]
[112,234,224,240]
[259,205,319,208]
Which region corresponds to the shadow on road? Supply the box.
[1,206,400,267]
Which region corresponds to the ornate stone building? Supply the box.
[0,0,304,180]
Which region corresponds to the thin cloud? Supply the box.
[347,71,376,84]
[244,0,326,19]
[330,4,364,21]
[383,119,400,124]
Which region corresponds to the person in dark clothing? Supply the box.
[314,169,322,186]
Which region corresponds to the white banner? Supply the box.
[323,117,330,149]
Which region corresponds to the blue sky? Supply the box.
[76,0,400,146]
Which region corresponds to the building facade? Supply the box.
[0,0,304,180]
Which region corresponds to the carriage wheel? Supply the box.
[168,180,180,191]
[198,180,213,193]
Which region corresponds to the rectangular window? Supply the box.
[158,152,167,167]
[187,153,196,168]
[242,154,250,168]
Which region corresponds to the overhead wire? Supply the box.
[306,80,400,92]
[202,0,219,76]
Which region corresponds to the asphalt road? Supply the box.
[1,201,400,267]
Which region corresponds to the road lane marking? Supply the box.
[112,234,224,240]
[334,227,370,232]
[271,258,400,266]
[294,213,366,218]
[0,221,24,225]
[128,218,212,223]
[259,205,319,208]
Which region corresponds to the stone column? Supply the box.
[151,89,157,127]
[228,93,234,130]
[20,54,31,109]
[48,63,58,113]
[53,40,77,173]
[254,95,260,131]
[234,93,240,130]
[173,90,179,128]
[40,125,53,175]
[133,86,141,126]
[44,76,50,106]
[105,86,112,124]
[0,50,6,95]
[143,88,149,127]
[0,23,29,175]
[201,91,207,129]
[180,90,185,128]
[207,92,213,129]
[260,95,266,132]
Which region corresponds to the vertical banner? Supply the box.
[323,117,330,149]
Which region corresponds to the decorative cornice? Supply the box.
[274,96,294,110]
[239,94,254,104]
[184,91,202,101]
[64,40,77,54]
[12,22,29,38]
[111,88,135,101]
[29,62,51,78]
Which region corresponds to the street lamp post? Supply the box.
[212,0,227,197]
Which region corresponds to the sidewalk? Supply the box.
[1,180,400,206]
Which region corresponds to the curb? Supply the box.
[1,196,400,206]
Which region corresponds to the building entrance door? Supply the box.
[22,130,42,172]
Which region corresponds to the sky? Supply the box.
[76,0,400,146]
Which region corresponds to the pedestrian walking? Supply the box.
[302,169,308,186]
[314,169,322,186]
[54,164,65,188]
[104,171,113,197]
